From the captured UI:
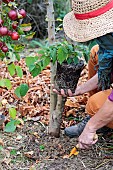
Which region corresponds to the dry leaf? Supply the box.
[29,165,36,170]
[3,158,11,165]
[16,135,22,141]
[33,132,40,138]
[24,151,34,158]
[66,108,76,117]
[63,155,69,159]
[1,99,8,105]
[69,147,79,157]
[65,99,80,108]
[0,138,4,146]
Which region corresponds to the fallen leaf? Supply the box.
[63,155,69,159]
[33,132,40,138]
[1,99,8,105]
[65,99,80,108]
[16,135,22,141]
[24,151,34,158]
[29,165,36,170]
[66,108,76,117]
[0,138,4,146]
[3,158,11,165]
[69,147,79,157]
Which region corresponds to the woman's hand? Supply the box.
[52,85,82,97]
[77,126,98,149]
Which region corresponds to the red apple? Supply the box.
[11,32,20,40]
[1,46,8,53]
[7,30,12,36]
[12,23,18,29]
[0,42,3,49]
[8,10,17,20]
[3,0,10,3]
[0,19,4,26]
[19,9,26,18]
[0,27,8,36]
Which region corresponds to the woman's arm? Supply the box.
[78,98,113,149]
[75,73,98,95]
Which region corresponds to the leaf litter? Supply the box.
[0,56,113,169]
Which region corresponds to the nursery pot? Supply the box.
[54,60,84,94]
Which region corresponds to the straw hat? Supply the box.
[63,0,113,42]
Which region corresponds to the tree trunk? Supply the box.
[46,0,65,137]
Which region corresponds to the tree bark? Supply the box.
[46,0,65,137]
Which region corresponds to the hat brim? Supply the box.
[63,9,113,42]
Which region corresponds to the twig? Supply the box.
[0,91,10,102]
[37,121,46,129]
[95,159,113,169]
[80,160,86,168]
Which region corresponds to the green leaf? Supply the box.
[10,149,17,155]
[0,145,3,150]
[14,87,21,98]
[50,48,57,64]
[39,145,45,151]
[15,65,23,78]
[42,57,50,68]
[30,40,44,48]
[14,44,25,52]
[31,65,41,77]
[17,28,24,35]
[0,79,12,90]
[14,53,20,61]
[4,79,12,90]
[25,56,38,67]
[9,108,17,119]
[7,63,15,76]
[25,32,36,40]
[0,52,5,59]
[73,57,79,64]
[57,46,67,64]
[4,121,16,133]
[27,0,32,3]
[83,53,89,63]
[29,64,36,72]
[14,119,21,125]
[20,84,29,97]
[14,84,29,98]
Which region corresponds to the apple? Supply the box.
[19,9,26,18]
[12,23,18,29]
[3,0,10,4]
[8,10,17,20]
[0,27,8,36]
[0,19,4,26]
[1,46,8,53]
[7,30,12,36]
[0,42,3,49]
[11,32,20,40]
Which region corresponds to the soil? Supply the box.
[55,60,84,94]
[1,120,113,170]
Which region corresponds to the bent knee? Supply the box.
[86,89,112,116]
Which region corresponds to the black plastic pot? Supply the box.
[54,60,84,94]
